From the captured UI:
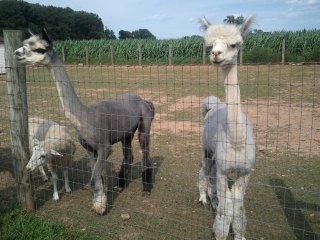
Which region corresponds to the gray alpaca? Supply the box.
[198,16,256,239]
[15,29,155,215]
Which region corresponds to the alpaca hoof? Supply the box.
[42,176,49,181]
[199,194,207,205]
[142,191,151,197]
[234,237,246,240]
[113,186,123,192]
[92,194,107,215]
[143,183,153,193]
[53,192,59,201]
[65,187,72,193]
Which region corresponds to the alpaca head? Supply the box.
[26,140,63,171]
[200,15,254,65]
[14,28,53,65]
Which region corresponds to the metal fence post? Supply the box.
[4,30,34,211]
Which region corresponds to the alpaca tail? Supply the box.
[201,96,220,117]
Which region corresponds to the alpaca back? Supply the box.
[201,96,221,118]
[44,125,75,172]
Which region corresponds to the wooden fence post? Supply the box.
[281,39,286,64]
[138,45,142,65]
[168,44,172,65]
[202,43,206,65]
[239,47,243,65]
[4,30,34,211]
[85,46,89,65]
[62,46,65,64]
[110,46,114,65]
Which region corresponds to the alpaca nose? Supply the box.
[212,51,222,56]
[14,50,22,56]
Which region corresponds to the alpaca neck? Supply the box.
[47,53,87,127]
[223,63,246,146]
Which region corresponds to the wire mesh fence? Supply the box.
[0,63,319,239]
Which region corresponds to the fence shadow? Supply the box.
[270,178,319,240]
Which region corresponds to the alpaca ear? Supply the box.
[240,14,255,36]
[33,138,40,146]
[28,29,35,36]
[50,149,63,157]
[199,16,211,31]
[41,28,52,45]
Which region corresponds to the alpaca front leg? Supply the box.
[63,169,71,193]
[51,171,59,201]
[231,174,250,240]
[213,170,233,240]
[91,147,111,215]
[39,166,48,181]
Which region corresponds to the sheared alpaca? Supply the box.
[15,29,155,215]
[198,16,256,240]
[27,117,75,201]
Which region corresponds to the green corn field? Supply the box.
[53,30,320,64]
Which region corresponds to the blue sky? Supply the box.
[26,0,320,39]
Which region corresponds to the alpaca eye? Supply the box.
[230,44,237,48]
[33,48,47,54]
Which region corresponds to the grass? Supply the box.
[0,204,96,240]
[0,64,319,239]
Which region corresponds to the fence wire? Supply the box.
[0,64,319,239]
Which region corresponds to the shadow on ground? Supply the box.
[270,178,320,240]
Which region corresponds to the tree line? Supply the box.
[0,0,156,40]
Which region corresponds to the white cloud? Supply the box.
[286,0,319,5]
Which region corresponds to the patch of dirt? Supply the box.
[243,100,320,155]
[150,94,320,155]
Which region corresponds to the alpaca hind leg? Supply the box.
[208,159,218,208]
[139,102,154,193]
[63,169,71,193]
[91,146,111,215]
[198,165,208,204]
[116,136,134,192]
[198,151,216,205]
[213,171,233,240]
[51,171,59,201]
[231,174,250,240]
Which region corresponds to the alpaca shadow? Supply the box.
[0,147,14,175]
[0,148,20,206]
[32,154,164,213]
[32,155,92,208]
[105,155,164,213]
[270,178,319,240]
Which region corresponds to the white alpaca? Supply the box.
[27,117,76,201]
[198,16,256,240]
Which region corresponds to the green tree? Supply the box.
[119,30,132,39]
[0,0,109,40]
[104,27,116,39]
[223,15,244,25]
[131,29,156,39]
